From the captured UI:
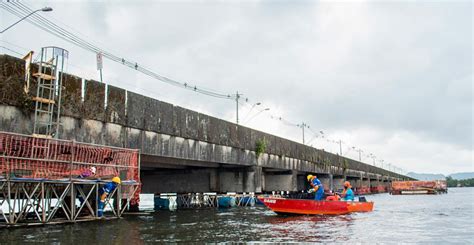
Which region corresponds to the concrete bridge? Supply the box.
[0,54,412,194]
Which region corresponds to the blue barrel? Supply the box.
[154,197,170,210]
[217,196,232,208]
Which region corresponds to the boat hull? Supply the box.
[258,197,374,215]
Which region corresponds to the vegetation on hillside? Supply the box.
[446,176,474,187]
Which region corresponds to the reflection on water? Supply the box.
[1,188,473,243]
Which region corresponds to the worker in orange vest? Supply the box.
[340,181,355,201]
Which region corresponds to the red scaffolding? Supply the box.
[0,131,141,205]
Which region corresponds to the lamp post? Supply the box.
[242,102,261,122]
[352,147,363,161]
[1,7,53,34]
[368,154,376,166]
[245,108,269,124]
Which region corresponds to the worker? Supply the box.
[98,176,121,217]
[307,174,324,201]
[340,181,355,201]
[77,167,97,208]
[79,166,96,179]
[325,191,341,201]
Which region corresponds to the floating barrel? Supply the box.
[154,197,170,210]
[218,196,235,208]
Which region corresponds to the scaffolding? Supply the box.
[0,131,141,227]
[32,46,68,139]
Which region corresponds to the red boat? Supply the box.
[258,196,374,215]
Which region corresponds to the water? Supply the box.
[1,188,473,244]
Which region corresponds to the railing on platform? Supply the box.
[0,131,141,227]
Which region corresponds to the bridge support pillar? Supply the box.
[353,177,362,193]
[297,174,307,191]
[329,173,334,191]
[210,168,220,192]
[243,166,263,193]
[263,170,298,192]
[370,178,379,193]
[318,173,332,192]
[361,177,371,194]
[333,176,345,192]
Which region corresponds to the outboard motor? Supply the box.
[358,196,367,202]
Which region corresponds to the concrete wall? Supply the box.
[0,54,411,194]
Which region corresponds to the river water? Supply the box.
[1,187,473,244]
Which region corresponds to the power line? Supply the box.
[2,1,236,100]
[0,45,23,56]
[1,2,405,175]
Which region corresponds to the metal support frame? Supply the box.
[0,131,141,227]
[0,179,139,227]
[166,193,257,209]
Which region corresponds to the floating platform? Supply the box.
[0,131,141,228]
[390,180,447,195]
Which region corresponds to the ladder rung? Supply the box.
[32,97,55,104]
[36,109,53,114]
[35,121,51,125]
[37,61,56,68]
[33,73,56,80]
[32,134,52,139]
[39,84,55,89]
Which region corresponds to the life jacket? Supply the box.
[326,196,337,201]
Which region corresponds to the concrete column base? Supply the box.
[243,166,263,193]
[263,170,298,192]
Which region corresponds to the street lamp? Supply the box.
[368,154,376,166]
[245,108,269,124]
[1,7,53,34]
[352,147,363,161]
[242,102,261,122]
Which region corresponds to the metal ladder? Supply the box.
[32,47,68,139]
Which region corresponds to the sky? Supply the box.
[1,0,472,175]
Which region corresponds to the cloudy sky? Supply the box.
[1,0,472,175]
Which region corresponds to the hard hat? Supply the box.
[307,175,314,181]
[112,177,121,184]
[90,166,96,175]
[344,181,351,188]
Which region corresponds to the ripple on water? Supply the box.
[0,188,472,243]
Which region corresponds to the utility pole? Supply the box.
[235,91,241,124]
[357,149,363,161]
[338,140,342,155]
[369,154,376,166]
[298,122,308,144]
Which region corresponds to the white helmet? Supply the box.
[90,166,97,175]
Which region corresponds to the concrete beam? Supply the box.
[141,154,220,168]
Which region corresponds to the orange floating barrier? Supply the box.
[390,180,447,195]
